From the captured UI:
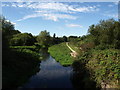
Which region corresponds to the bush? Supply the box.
[86,49,120,86]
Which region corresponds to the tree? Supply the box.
[1,16,15,49]
[37,30,51,47]
[88,19,120,49]
[53,33,56,38]
[10,33,35,46]
[63,36,67,42]
[1,16,21,47]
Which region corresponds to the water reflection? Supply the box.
[39,48,49,61]
[18,49,99,89]
[19,55,73,89]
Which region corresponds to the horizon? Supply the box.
[2,2,119,37]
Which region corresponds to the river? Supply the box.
[18,55,73,89]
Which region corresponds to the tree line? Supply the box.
[1,16,82,48]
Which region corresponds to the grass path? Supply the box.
[66,42,78,57]
[66,42,76,52]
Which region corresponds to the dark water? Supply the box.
[18,55,73,89]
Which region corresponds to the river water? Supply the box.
[19,55,73,89]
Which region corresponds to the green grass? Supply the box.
[10,46,36,49]
[68,42,79,52]
[48,42,74,66]
[10,45,41,52]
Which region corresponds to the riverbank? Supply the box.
[48,41,120,88]
[48,43,74,66]
[3,46,42,89]
[86,49,120,88]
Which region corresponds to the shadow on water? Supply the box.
[70,60,100,89]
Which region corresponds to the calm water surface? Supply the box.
[19,55,73,88]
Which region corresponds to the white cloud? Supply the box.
[17,13,77,21]
[2,2,100,13]
[66,24,83,28]
[2,2,100,21]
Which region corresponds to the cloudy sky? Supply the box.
[2,2,118,37]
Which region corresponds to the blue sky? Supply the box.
[1,2,118,37]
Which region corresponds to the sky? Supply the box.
[1,2,119,37]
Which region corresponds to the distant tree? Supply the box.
[53,33,56,38]
[10,33,35,46]
[63,36,67,42]
[37,30,51,47]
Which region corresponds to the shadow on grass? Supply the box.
[2,49,41,90]
[70,60,100,89]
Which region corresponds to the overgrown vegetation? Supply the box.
[74,19,120,88]
[2,16,42,89]
[86,49,120,87]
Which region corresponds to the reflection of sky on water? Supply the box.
[20,55,73,88]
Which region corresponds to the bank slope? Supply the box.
[48,43,73,66]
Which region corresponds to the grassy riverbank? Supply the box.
[48,41,120,88]
[3,46,42,89]
[48,43,74,66]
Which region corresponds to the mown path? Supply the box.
[66,42,78,57]
[66,42,76,52]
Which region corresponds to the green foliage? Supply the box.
[68,36,79,44]
[48,43,73,66]
[3,48,41,89]
[37,30,51,47]
[10,45,41,52]
[86,49,120,86]
[1,16,14,32]
[88,19,120,49]
[1,16,42,89]
[10,33,35,46]
[1,17,21,50]
[73,19,120,88]
[62,36,68,42]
